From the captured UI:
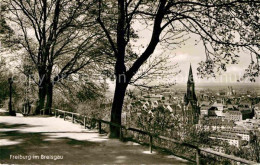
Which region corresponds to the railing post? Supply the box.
[64,112,66,121]
[196,148,200,165]
[98,120,101,134]
[84,116,86,129]
[55,110,57,118]
[72,114,74,123]
[149,134,153,153]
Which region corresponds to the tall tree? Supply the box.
[3,0,105,114]
[97,0,260,137]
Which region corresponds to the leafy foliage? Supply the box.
[0,4,15,48]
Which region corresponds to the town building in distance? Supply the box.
[123,64,260,150]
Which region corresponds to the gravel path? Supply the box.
[0,115,189,164]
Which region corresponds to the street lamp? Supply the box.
[8,77,15,116]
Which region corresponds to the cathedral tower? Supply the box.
[184,64,197,106]
[184,64,199,124]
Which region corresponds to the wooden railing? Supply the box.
[53,109,257,165]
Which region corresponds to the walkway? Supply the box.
[0,115,188,164]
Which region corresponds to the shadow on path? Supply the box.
[0,119,189,164]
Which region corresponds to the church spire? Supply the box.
[183,64,199,125]
[188,64,194,83]
[185,64,197,105]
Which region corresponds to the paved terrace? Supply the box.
[0,113,188,164]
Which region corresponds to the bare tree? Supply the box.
[97,0,260,137]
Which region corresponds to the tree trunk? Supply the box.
[45,83,53,115]
[110,82,127,138]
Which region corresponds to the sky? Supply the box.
[131,20,260,86]
[105,21,260,94]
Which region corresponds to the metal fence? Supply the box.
[53,109,257,165]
